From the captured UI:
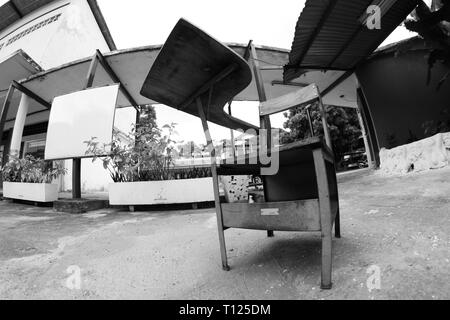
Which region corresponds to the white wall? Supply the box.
[40,0,110,68]
[0,0,110,69]
[0,1,67,65]
[62,158,112,192]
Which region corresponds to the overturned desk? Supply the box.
[140,18,340,289]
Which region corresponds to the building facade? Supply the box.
[0,0,125,192]
[356,37,450,150]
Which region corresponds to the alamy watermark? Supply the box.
[366,265,381,292]
[180,128,281,176]
[66,265,81,290]
[365,5,381,30]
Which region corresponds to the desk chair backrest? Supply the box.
[259,83,321,117]
[258,83,332,151]
[255,84,336,203]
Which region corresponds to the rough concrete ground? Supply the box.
[0,167,449,300]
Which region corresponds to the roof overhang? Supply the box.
[6,42,359,133]
[16,43,299,111]
[0,49,42,92]
[284,0,418,81]
[0,50,45,129]
[2,39,366,135]
[17,42,360,107]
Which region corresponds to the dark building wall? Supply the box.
[356,40,450,149]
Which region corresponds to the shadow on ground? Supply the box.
[0,167,449,299]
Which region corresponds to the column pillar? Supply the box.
[10,94,31,156]
[356,106,374,169]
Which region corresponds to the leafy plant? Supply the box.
[85,117,211,182]
[1,155,66,183]
[281,103,363,160]
[404,0,450,90]
[138,166,212,181]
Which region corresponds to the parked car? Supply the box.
[340,150,368,170]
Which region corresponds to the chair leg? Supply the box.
[313,148,334,289]
[196,97,230,271]
[217,225,230,271]
[267,230,274,237]
[335,209,341,238]
[321,229,333,290]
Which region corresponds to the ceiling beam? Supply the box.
[321,70,354,97]
[271,80,309,87]
[95,50,139,111]
[12,80,51,109]
[285,65,349,72]
[179,63,238,111]
[243,40,253,61]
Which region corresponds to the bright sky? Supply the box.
[96,0,418,144]
[0,0,417,144]
[96,0,307,144]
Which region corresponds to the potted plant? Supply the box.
[1,155,66,203]
[85,116,215,207]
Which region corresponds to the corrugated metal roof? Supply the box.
[284,0,418,81]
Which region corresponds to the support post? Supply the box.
[249,42,271,145]
[356,91,374,169]
[1,83,50,184]
[0,84,15,156]
[72,158,81,199]
[10,94,31,156]
[84,53,99,90]
[196,97,230,271]
[69,52,100,199]
[0,129,12,189]
[135,105,141,128]
[317,93,332,151]
[249,41,274,238]
[5,81,51,158]
[306,105,314,137]
[95,50,139,111]
[227,102,236,159]
[1,130,12,167]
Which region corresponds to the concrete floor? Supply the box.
[0,168,449,300]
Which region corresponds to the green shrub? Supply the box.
[1,155,66,183]
[85,122,211,182]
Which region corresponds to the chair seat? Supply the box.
[217,137,329,175]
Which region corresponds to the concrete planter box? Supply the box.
[108,178,215,205]
[3,182,58,203]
